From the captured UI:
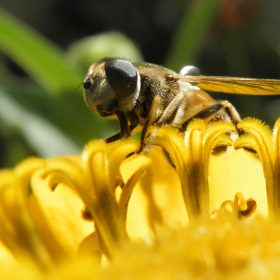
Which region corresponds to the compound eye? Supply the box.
[179,65,201,76]
[105,59,138,98]
[83,78,93,89]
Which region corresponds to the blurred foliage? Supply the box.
[0,8,143,167]
[165,0,222,69]
[0,8,82,95]
[0,0,280,167]
[67,32,143,71]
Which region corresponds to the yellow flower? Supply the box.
[0,118,280,278]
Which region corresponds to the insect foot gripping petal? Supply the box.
[219,100,241,125]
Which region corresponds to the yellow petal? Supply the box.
[0,170,51,269]
[28,157,93,258]
[209,147,267,216]
[121,146,188,240]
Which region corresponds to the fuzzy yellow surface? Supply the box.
[0,118,280,279]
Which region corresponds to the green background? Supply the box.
[0,0,280,167]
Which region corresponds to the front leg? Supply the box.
[137,89,192,153]
[139,93,186,154]
[105,111,130,143]
[106,111,139,143]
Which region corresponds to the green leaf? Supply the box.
[0,88,80,157]
[164,0,223,71]
[0,8,83,95]
[67,32,143,71]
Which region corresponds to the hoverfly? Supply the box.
[83,58,280,152]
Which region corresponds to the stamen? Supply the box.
[213,193,257,218]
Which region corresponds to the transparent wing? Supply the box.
[176,75,280,95]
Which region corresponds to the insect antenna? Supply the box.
[73,82,84,93]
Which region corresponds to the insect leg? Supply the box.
[106,112,140,143]
[221,100,241,124]
[138,95,162,153]
[141,91,191,153]
[192,100,241,124]
[105,132,122,143]
[157,92,187,126]
[105,111,130,143]
[180,100,241,132]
